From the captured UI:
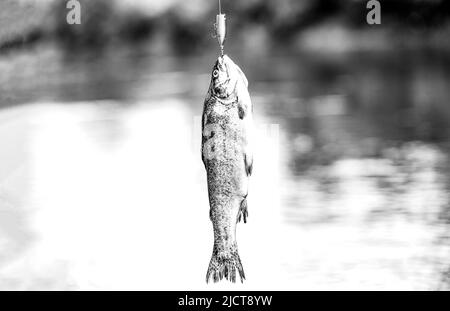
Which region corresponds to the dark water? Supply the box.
[0,44,449,289]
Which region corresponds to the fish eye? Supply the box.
[213,70,219,78]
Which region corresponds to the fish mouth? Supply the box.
[212,55,235,97]
[215,56,225,71]
[217,55,226,65]
[216,55,232,73]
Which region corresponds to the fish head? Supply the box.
[210,55,248,99]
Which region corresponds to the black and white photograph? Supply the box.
[0,0,450,292]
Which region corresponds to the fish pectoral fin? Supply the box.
[244,153,253,176]
[237,197,249,224]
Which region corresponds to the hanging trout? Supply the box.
[202,55,253,283]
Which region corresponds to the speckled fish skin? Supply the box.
[202,55,253,283]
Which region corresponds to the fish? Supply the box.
[201,55,253,283]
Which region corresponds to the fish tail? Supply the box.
[206,245,245,283]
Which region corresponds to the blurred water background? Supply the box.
[0,0,450,290]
